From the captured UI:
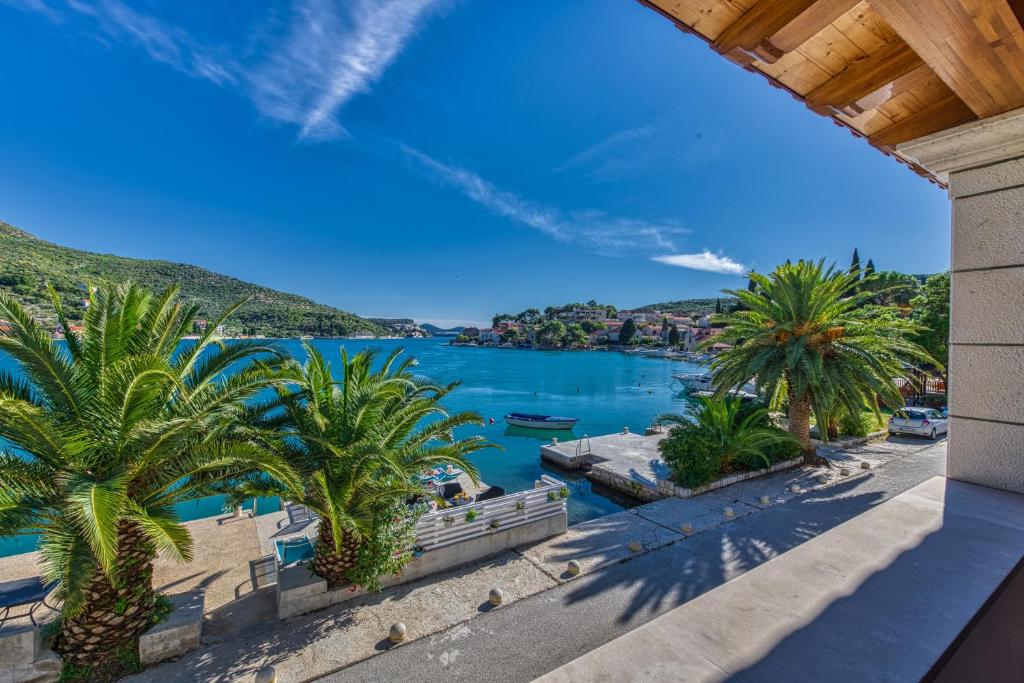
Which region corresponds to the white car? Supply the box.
[888,408,948,440]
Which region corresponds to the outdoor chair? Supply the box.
[437,482,464,501]
[475,486,506,502]
[274,535,316,567]
[0,576,57,627]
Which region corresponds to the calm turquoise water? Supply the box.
[0,338,699,557]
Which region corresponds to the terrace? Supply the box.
[1,2,1022,681]
[533,1,1024,680]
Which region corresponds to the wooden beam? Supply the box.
[713,0,819,59]
[806,39,924,113]
[849,63,934,115]
[869,0,1024,118]
[758,0,861,63]
[869,93,976,147]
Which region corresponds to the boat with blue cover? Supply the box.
[504,412,578,430]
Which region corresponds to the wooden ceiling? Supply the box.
[639,0,1024,183]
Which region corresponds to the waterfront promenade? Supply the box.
[0,435,940,681]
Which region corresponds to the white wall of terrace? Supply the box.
[898,107,1024,495]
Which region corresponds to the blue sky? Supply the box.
[0,0,950,327]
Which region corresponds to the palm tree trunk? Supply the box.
[787,393,816,464]
[56,522,156,666]
[313,517,361,586]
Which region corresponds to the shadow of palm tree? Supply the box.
[559,474,889,624]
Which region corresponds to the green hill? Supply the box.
[636,297,737,316]
[0,220,385,337]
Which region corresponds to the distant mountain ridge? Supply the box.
[0,220,385,337]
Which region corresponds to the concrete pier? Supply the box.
[541,431,670,501]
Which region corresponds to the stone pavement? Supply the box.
[0,435,942,681]
[324,437,947,683]
[124,552,556,682]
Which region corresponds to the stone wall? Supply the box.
[898,107,1024,495]
[277,510,567,619]
[138,591,204,666]
[0,625,60,683]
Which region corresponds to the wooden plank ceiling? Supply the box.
[640,0,1024,182]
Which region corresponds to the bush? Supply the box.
[839,410,874,438]
[658,424,722,488]
[763,435,802,462]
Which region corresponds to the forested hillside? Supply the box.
[0,221,384,337]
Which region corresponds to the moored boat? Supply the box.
[504,412,578,430]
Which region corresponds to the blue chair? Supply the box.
[274,536,315,566]
[0,577,57,626]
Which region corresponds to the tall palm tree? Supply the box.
[239,344,493,589]
[708,260,935,463]
[0,284,297,667]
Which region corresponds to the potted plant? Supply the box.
[516,500,526,511]
[465,509,478,523]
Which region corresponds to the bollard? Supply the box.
[759,496,771,506]
[255,666,277,683]
[680,523,693,534]
[790,484,802,494]
[488,588,504,606]
[723,506,735,517]
[860,461,871,470]
[567,560,582,575]
[628,541,643,552]
[389,622,407,644]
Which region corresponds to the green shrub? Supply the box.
[763,434,802,462]
[658,424,722,488]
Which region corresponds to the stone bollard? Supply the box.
[860,461,871,470]
[551,437,558,446]
[255,666,277,683]
[839,467,851,476]
[623,426,630,434]
[567,560,582,575]
[723,506,735,517]
[628,541,643,552]
[488,588,504,606]
[389,622,407,644]
[759,496,771,506]
[817,474,828,484]
[680,523,693,534]
[790,484,802,494]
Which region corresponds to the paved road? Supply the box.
[319,439,947,683]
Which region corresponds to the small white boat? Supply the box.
[673,372,714,393]
[504,412,578,430]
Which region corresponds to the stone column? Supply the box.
[898,108,1024,494]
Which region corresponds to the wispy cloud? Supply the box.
[554,125,653,179]
[248,0,447,140]
[8,0,446,140]
[651,252,746,275]
[401,144,686,255]
[554,123,722,182]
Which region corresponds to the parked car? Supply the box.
[888,408,948,440]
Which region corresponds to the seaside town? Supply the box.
[1,1,1022,682]
[455,303,730,356]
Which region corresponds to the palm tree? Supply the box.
[658,397,799,472]
[708,260,935,463]
[240,344,493,589]
[0,284,297,667]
